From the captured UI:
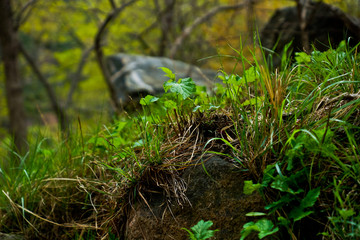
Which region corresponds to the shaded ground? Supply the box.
[126,157,265,240]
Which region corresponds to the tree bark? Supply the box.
[295,0,311,53]
[94,0,138,113]
[0,0,28,156]
[246,0,255,43]
[157,0,176,56]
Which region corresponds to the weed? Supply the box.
[182,220,219,240]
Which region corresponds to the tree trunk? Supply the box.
[94,0,138,113]
[296,0,311,53]
[0,0,28,156]
[157,0,176,56]
[246,0,255,43]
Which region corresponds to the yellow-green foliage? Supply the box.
[0,0,357,136]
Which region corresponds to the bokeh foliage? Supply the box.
[0,0,358,134]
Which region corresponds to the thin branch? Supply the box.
[19,42,69,133]
[94,0,138,113]
[14,0,38,30]
[169,0,260,58]
[134,21,158,55]
[65,45,94,108]
[109,0,117,9]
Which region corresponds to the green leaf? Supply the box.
[265,194,295,212]
[243,180,262,195]
[262,164,276,187]
[163,99,177,110]
[258,227,279,239]
[271,176,291,193]
[300,187,320,209]
[185,220,218,240]
[243,66,259,83]
[193,105,202,112]
[338,208,355,220]
[289,208,314,222]
[242,96,264,107]
[295,52,311,64]
[277,216,290,227]
[240,221,259,240]
[140,95,159,105]
[159,67,176,80]
[132,139,144,147]
[182,228,197,240]
[240,219,278,240]
[223,74,244,86]
[163,77,196,100]
[256,219,279,239]
[245,212,267,217]
[271,173,304,195]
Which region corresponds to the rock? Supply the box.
[125,157,266,239]
[261,2,360,68]
[106,54,220,104]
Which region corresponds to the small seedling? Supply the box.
[182,220,219,240]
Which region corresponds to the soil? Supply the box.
[125,157,266,240]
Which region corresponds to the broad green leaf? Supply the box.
[241,219,278,240]
[262,164,276,187]
[277,216,290,227]
[289,208,314,222]
[243,66,259,83]
[338,208,355,220]
[190,220,218,240]
[265,194,295,212]
[163,99,177,110]
[163,77,196,100]
[256,219,279,239]
[258,227,279,239]
[159,67,175,80]
[300,187,320,209]
[271,177,291,193]
[243,180,262,195]
[223,74,244,86]
[140,95,159,105]
[240,222,259,240]
[295,52,311,64]
[256,219,274,231]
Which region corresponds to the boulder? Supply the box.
[106,54,220,103]
[261,2,360,68]
[125,157,266,239]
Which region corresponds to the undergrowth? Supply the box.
[0,40,359,239]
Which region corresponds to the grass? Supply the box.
[0,40,359,239]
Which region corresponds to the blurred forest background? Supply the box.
[0,0,359,150]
